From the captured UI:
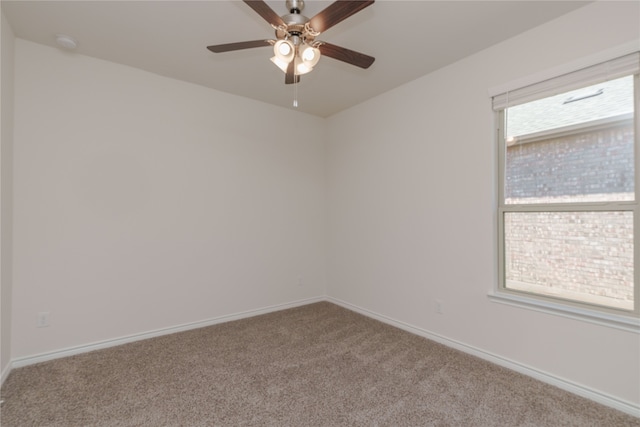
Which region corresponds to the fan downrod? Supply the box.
[286,0,304,14]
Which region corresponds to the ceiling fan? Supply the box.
[207,0,375,84]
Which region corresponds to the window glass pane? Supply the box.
[504,211,634,311]
[505,76,634,204]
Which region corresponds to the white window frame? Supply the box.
[490,53,640,333]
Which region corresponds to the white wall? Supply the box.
[327,0,640,408]
[12,39,326,358]
[5,0,640,415]
[1,11,15,381]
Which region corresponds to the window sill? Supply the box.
[488,291,640,333]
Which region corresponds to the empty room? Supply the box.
[1,0,639,425]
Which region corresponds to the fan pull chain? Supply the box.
[293,76,299,107]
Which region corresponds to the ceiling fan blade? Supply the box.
[207,40,272,53]
[285,61,300,84]
[308,0,374,34]
[318,43,375,69]
[243,0,285,28]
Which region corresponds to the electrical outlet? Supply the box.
[37,312,50,328]
[435,300,443,315]
[297,276,304,287]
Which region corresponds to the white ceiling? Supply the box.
[2,0,590,117]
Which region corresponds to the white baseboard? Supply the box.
[9,296,324,371]
[326,296,640,419]
[0,361,11,386]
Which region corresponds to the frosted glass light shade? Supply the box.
[270,56,290,73]
[299,44,320,68]
[296,61,313,75]
[273,40,294,63]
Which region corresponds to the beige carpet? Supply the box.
[1,302,638,426]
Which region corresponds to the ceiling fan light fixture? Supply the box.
[299,44,320,68]
[296,63,312,75]
[273,40,294,63]
[278,44,291,56]
[270,56,290,73]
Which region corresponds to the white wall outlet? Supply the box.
[37,312,50,328]
[297,276,304,287]
[435,300,443,315]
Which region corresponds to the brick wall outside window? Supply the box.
[504,122,634,308]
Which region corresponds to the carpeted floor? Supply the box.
[1,302,638,426]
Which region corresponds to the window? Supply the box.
[494,53,640,323]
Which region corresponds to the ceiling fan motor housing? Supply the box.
[276,10,313,42]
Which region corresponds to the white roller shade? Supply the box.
[492,52,639,111]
